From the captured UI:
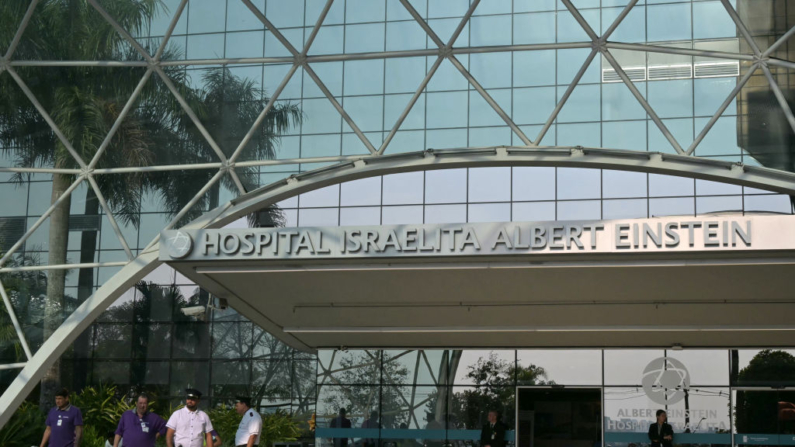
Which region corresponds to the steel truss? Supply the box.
[2,0,795,428]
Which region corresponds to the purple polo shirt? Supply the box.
[45,405,83,447]
[115,409,167,447]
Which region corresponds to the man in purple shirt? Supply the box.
[113,393,167,447]
[40,388,83,447]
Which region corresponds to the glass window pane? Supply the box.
[426,92,468,129]
[340,207,381,226]
[345,23,385,54]
[514,50,556,87]
[469,167,511,202]
[696,196,742,215]
[300,185,340,208]
[647,3,692,42]
[343,60,384,96]
[603,199,648,219]
[468,203,511,222]
[425,204,466,223]
[382,205,423,224]
[454,350,516,384]
[649,174,694,197]
[650,197,695,217]
[513,202,556,221]
[425,169,467,204]
[558,168,600,200]
[604,349,665,385]
[383,172,424,205]
[514,12,556,44]
[513,167,555,201]
[518,350,602,385]
[341,177,381,206]
[298,208,339,226]
[603,170,647,199]
[558,200,601,220]
[744,194,791,214]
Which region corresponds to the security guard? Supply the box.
[165,389,214,447]
[234,396,262,447]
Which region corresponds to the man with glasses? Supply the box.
[39,388,83,447]
[113,393,166,447]
[165,389,214,447]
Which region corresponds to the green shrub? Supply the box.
[260,410,302,447]
[205,407,302,447]
[70,383,134,441]
[0,401,45,447]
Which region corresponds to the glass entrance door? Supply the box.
[516,388,602,447]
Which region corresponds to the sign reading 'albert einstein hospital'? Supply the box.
[160,215,795,262]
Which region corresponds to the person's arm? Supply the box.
[664,424,673,441]
[212,433,222,447]
[74,425,83,447]
[112,434,122,447]
[648,424,658,442]
[247,415,262,447]
[165,428,175,447]
[40,426,52,447]
[205,432,213,447]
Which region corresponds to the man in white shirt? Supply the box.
[234,396,262,447]
[165,389,214,447]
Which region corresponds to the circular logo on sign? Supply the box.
[642,357,690,405]
[166,231,193,259]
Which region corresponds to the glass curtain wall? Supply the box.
[315,349,795,447]
[3,0,795,424]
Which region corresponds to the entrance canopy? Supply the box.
[163,214,795,351]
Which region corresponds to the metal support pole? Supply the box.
[601,0,639,42]
[721,0,761,56]
[448,0,481,48]
[0,261,128,273]
[535,48,598,146]
[378,57,444,155]
[0,176,85,267]
[86,175,135,260]
[153,0,188,61]
[399,0,444,47]
[87,68,154,169]
[304,0,335,53]
[687,63,759,155]
[605,42,755,61]
[763,24,795,57]
[0,279,33,360]
[152,65,229,163]
[242,0,300,56]
[229,63,300,163]
[602,49,685,154]
[5,67,88,169]
[303,63,378,154]
[449,55,533,145]
[561,0,600,41]
[87,0,153,63]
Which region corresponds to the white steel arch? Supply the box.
[3,146,795,427]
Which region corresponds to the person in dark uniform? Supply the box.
[648,410,674,447]
[329,408,351,447]
[480,410,507,447]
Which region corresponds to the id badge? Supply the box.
[141,422,149,433]
[57,419,63,427]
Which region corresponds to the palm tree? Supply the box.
[0,0,301,406]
